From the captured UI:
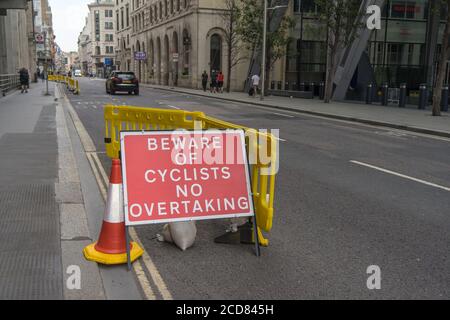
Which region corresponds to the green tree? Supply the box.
[219,0,246,93]
[432,0,450,117]
[237,0,294,93]
[311,0,362,103]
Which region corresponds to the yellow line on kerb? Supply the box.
[63,86,171,300]
[91,152,173,300]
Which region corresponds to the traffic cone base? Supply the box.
[83,241,144,265]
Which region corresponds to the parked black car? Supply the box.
[106,71,139,95]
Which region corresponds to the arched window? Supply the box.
[210,34,222,74]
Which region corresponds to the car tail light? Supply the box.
[132,78,139,84]
[112,77,122,84]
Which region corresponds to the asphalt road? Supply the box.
[67,77,450,299]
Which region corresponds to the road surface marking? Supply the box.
[92,153,173,300]
[271,112,294,118]
[350,160,450,192]
[129,228,173,300]
[63,85,172,300]
[89,152,164,300]
[168,105,180,110]
[132,260,157,300]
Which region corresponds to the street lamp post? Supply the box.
[44,31,50,96]
[260,2,288,101]
[261,0,268,101]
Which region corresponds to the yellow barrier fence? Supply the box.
[46,75,79,94]
[104,105,277,246]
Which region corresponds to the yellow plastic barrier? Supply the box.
[104,105,277,246]
[74,79,80,94]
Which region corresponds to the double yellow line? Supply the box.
[62,84,172,300]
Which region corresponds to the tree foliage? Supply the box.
[236,0,295,74]
[310,0,363,102]
[219,0,246,92]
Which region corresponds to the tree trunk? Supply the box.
[324,43,337,103]
[432,0,450,116]
[227,47,232,93]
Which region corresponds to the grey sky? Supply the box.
[49,0,92,52]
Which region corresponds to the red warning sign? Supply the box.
[120,130,254,226]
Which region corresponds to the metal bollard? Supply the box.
[366,84,373,105]
[285,81,290,91]
[399,83,407,108]
[299,82,305,91]
[441,85,448,112]
[292,82,297,91]
[277,81,282,90]
[319,82,325,100]
[418,84,428,110]
[271,81,275,90]
[310,82,315,98]
[381,83,389,106]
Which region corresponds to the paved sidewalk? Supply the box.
[143,84,450,138]
[0,82,105,299]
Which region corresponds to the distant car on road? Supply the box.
[106,71,139,95]
[74,70,82,77]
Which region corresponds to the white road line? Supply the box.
[271,112,294,118]
[168,105,180,110]
[92,105,97,109]
[350,160,450,192]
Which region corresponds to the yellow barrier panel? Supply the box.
[104,105,277,246]
[74,80,80,95]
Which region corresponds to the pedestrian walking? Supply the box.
[251,73,260,98]
[217,71,224,93]
[210,70,217,93]
[19,68,29,93]
[201,71,208,92]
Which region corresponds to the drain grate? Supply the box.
[0,184,62,300]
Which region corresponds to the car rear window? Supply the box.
[116,73,135,80]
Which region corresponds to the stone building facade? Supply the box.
[0,0,36,75]
[86,0,116,78]
[120,0,248,91]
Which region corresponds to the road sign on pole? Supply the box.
[120,130,254,226]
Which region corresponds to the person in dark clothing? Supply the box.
[19,68,29,93]
[201,71,208,92]
[210,70,217,93]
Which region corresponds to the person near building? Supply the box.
[217,71,224,93]
[19,68,30,94]
[251,73,260,98]
[210,70,217,93]
[201,71,209,92]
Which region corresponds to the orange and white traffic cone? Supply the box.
[83,159,144,265]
